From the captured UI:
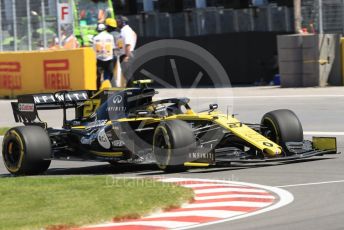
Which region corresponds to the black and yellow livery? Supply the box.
[2,80,339,175]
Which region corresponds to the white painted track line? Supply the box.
[193,187,267,194]
[182,183,248,188]
[183,201,270,209]
[88,220,196,228]
[194,194,275,200]
[232,95,344,99]
[277,180,344,188]
[148,210,245,219]
[157,95,344,100]
[303,131,344,136]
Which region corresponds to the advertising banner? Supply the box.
[0,48,96,97]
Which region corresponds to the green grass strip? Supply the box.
[0,176,194,230]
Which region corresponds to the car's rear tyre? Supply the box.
[261,109,303,146]
[2,126,51,175]
[153,120,196,172]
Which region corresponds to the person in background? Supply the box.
[49,37,60,50]
[49,25,79,50]
[105,18,119,57]
[115,16,137,85]
[98,9,106,23]
[63,34,80,49]
[116,15,137,63]
[93,21,116,89]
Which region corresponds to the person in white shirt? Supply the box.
[116,16,137,63]
[93,19,117,89]
[115,16,137,86]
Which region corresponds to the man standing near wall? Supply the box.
[115,15,137,86]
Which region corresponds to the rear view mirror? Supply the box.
[209,104,218,110]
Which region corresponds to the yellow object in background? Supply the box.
[105,18,117,28]
[100,79,112,89]
[117,38,124,49]
[0,48,96,98]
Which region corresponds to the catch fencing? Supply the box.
[0,0,58,51]
[301,0,344,34]
[3,1,344,51]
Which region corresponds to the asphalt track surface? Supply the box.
[1,86,344,230]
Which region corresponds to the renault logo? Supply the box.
[113,95,123,104]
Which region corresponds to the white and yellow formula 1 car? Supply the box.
[2,80,338,175]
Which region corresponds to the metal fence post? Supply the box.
[318,0,323,34]
[294,0,301,33]
[0,0,3,51]
[284,7,291,32]
[249,8,255,32]
[138,14,144,37]
[154,13,159,37]
[233,10,239,32]
[26,0,32,51]
[167,13,173,38]
[267,5,273,31]
[342,0,344,34]
[56,0,62,47]
[41,0,47,49]
[216,9,222,34]
[70,0,76,39]
[184,11,190,36]
[12,0,17,51]
[196,11,202,35]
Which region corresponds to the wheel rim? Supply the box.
[262,118,280,144]
[264,129,274,140]
[153,127,171,169]
[3,137,23,172]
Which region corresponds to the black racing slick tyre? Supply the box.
[261,109,303,146]
[153,120,196,172]
[2,126,51,175]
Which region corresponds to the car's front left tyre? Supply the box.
[261,109,304,146]
[153,120,196,172]
[2,126,51,175]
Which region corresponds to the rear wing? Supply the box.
[11,91,90,127]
